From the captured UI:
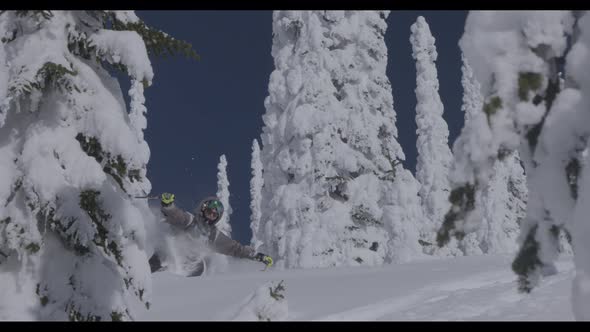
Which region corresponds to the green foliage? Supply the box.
[483,96,502,124]
[35,62,77,88]
[79,190,111,224]
[101,11,199,60]
[350,237,369,249]
[67,306,101,322]
[76,134,103,162]
[49,215,91,256]
[15,10,54,20]
[64,11,198,83]
[525,120,544,154]
[326,175,349,202]
[25,242,40,254]
[525,77,560,153]
[34,197,92,256]
[319,248,334,256]
[549,224,560,240]
[564,228,573,245]
[110,311,123,321]
[380,158,400,182]
[369,241,379,252]
[79,190,123,266]
[62,281,128,321]
[123,277,133,289]
[565,158,580,200]
[8,62,79,101]
[0,215,40,257]
[269,280,286,301]
[36,284,50,307]
[68,275,76,290]
[128,169,142,183]
[544,75,560,111]
[512,224,543,293]
[438,211,464,247]
[257,313,270,321]
[507,180,526,227]
[66,35,94,60]
[0,27,17,43]
[76,133,139,192]
[0,208,47,258]
[376,125,402,178]
[497,147,511,161]
[351,205,382,226]
[550,225,573,252]
[448,184,476,211]
[34,62,78,94]
[518,72,543,101]
[437,184,476,247]
[418,239,433,246]
[1,9,178,321]
[111,155,127,179]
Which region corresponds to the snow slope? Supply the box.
[138,254,574,321]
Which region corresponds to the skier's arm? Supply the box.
[207,229,256,259]
[161,203,194,229]
[160,193,194,229]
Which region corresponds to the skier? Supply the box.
[149,192,273,276]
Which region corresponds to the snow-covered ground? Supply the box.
[138,253,575,321]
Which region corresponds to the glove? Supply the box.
[254,253,273,267]
[161,192,175,206]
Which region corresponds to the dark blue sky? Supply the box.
[134,10,467,245]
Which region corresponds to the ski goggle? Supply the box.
[201,200,224,222]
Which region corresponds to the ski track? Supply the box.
[315,262,575,321]
[143,255,575,321]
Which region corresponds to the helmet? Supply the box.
[197,197,224,226]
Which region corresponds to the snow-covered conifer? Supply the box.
[232,280,288,321]
[410,16,455,255]
[454,56,527,256]
[0,10,196,320]
[216,154,232,236]
[258,11,423,268]
[435,11,590,318]
[249,139,264,250]
[478,152,527,254]
[452,54,484,256]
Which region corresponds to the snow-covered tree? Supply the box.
[567,12,590,319]
[203,154,232,275]
[506,158,528,233]
[459,54,483,125]
[476,152,527,254]
[453,55,485,256]
[0,10,196,320]
[0,34,7,118]
[232,280,288,321]
[454,56,528,256]
[435,11,590,319]
[410,16,456,256]
[258,11,423,269]
[216,154,232,236]
[249,139,264,250]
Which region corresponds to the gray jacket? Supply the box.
[161,203,256,259]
